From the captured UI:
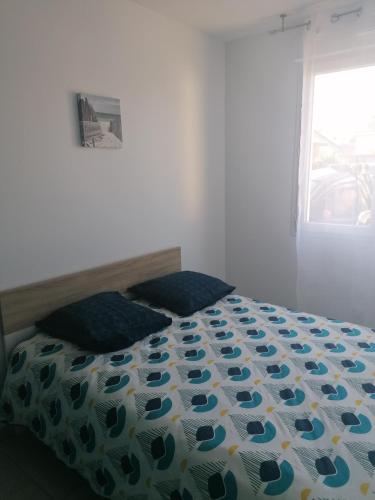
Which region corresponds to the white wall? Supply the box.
[226,30,302,309]
[0,0,226,292]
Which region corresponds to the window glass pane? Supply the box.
[307,66,375,226]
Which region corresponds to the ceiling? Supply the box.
[132,0,324,39]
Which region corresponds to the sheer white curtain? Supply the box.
[297,0,375,327]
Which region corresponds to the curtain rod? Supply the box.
[269,14,311,35]
[270,6,363,35]
[331,6,362,23]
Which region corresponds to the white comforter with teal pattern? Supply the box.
[2,295,375,500]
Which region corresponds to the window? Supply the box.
[306,65,375,226]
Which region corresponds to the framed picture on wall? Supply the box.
[77,93,123,148]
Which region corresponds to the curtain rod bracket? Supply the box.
[281,13,287,32]
[270,14,311,35]
[331,6,362,24]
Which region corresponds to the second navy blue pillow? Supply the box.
[129,271,235,316]
[36,291,172,353]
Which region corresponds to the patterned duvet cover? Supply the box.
[2,295,375,500]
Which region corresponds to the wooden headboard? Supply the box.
[0,247,181,336]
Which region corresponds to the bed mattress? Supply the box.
[2,295,375,499]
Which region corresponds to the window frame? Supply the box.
[299,56,375,235]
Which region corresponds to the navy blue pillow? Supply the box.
[129,271,235,316]
[36,292,172,353]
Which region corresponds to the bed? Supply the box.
[1,248,375,499]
